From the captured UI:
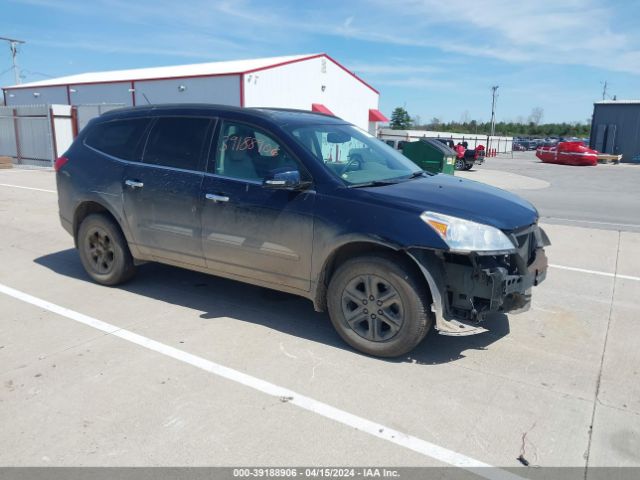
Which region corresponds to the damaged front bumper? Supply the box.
[408,224,550,336]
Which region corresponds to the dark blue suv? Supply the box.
[56,104,549,357]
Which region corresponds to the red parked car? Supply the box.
[536,141,598,166]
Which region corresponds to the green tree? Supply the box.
[390,107,413,130]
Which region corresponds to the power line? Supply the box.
[21,69,54,79]
[0,36,26,85]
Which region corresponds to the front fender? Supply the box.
[310,233,404,312]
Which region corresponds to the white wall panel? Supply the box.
[53,115,74,157]
[4,86,68,106]
[243,57,379,131]
[69,82,133,106]
[134,75,240,106]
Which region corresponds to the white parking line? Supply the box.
[0,282,523,480]
[543,217,640,229]
[550,264,640,282]
[0,183,56,193]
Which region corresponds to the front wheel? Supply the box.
[327,254,433,357]
[77,213,136,286]
[454,158,465,170]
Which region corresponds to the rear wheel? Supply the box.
[454,158,465,170]
[77,213,136,286]
[327,254,432,357]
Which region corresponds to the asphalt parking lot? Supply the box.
[1,155,639,477]
[459,152,640,232]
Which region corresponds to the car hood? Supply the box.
[360,174,538,231]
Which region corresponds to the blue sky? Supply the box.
[2,0,639,123]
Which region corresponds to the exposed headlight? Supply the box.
[420,211,516,253]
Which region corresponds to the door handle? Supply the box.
[125,179,144,189]
[205,193,230,203]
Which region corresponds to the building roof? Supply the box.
[3,53,378,93]
[594,100,640,105]
[6,54,314,89]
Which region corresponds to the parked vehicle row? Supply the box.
[513,139,540,151]
[513,137,590,152]
[56,104,549,357]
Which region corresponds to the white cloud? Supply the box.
[347,63,444,75]
[355,0,639,74]
[374,77,456,88]
[30,34,246,60]
[12,0,640,75]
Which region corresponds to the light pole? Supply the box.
[489,85,499,137]
[0,36,26,85]
[601,80,608,101]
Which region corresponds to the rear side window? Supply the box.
[143,117,211,171]
[84,118,150,161]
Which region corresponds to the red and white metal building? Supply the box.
[2,53,388,133]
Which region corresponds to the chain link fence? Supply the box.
[378,129,513,154]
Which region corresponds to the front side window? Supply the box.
[214,121,299,181]
[286,123,421,185]
[143,117,211,171]
[85,118,151,161]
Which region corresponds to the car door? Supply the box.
[200,120,315,292]
[122,115,214,267]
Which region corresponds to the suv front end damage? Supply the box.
[409,224,550,336]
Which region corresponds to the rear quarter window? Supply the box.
[143,117,211,171]
[84,118,151,161]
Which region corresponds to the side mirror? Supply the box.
[263,169,310,190]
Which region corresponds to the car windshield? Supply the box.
[285,123,422,186]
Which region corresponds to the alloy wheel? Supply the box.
[341,274,405,342]
[84,228,115,274]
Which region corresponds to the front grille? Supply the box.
[513,226,538,266]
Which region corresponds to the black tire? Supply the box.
[77,213,136,286]
[454,158,465,170]
[327,254,433,357]
[463,163,473,170]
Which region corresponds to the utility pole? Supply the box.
[489,85,499,137]
[601,80,608,101]
[0,36,26,85]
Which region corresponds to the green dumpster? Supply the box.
[401,138,456,175]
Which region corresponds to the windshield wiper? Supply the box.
[348,179,399,188]
[407,170,426,179]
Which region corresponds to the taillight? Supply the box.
[54,156,69,172]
